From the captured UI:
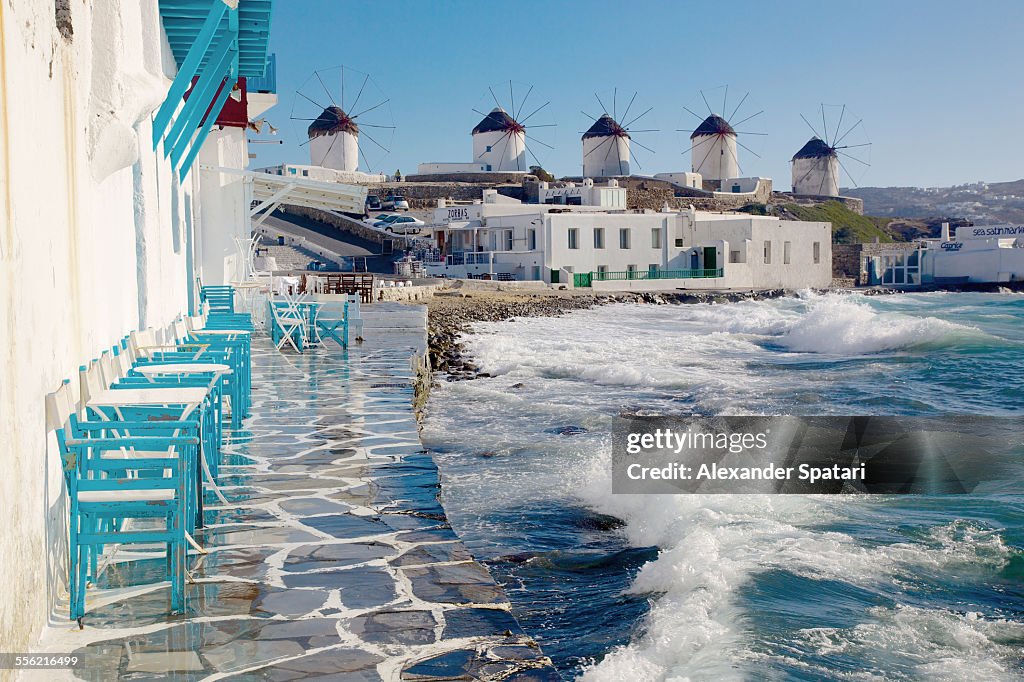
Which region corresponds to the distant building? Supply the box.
[423,190,831,290]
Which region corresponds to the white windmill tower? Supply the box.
[581,90,657,177]
[308,106,359,172]
[792,104,871,196]
[471,81,555,172]
[683,88,765,186]
[291,66,395,175]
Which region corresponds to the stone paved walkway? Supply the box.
[31,326,558,681]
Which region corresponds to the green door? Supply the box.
[703,247,717,272]
[550,269,560,284]
[574,272,593,288]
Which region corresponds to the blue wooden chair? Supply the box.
[46,382,198,624]
[312,300,349,348]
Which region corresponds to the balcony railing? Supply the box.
[594,268,724,281]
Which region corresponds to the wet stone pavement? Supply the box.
[34,330,558,681]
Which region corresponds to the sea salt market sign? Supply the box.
[961,224,1024,239]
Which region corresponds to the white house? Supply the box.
[259,162,386,185]
[424,193,832,291]
[538,178,628,208]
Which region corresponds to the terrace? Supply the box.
[32,295,555,680]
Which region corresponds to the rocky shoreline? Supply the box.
[427,288,803,381]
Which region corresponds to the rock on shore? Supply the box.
[427,288,794,381]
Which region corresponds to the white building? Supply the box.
[582,114,630,177]
[425,193,832,291]
[259,163,386,185]
[538,178,628,208]
[417,107,529,176]
[792,137,840,196]
[867,223,1024,286]
[0,0,284,655]
[691,114,739,183]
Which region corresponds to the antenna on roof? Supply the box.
[580,88,658,177]
[289,65,396,174]
[792,103,871,195]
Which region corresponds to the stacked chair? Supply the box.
[45,285,255,624]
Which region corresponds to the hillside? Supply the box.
[845,180,1024,223]
[773,201,894,244]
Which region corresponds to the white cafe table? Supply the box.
[134,363,232,377]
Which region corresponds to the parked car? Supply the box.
[372,214,403,228]
[381,215,425,234]
[382,195,410,211]
[365,195,382,211]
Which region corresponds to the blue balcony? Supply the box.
[246,53,277,94]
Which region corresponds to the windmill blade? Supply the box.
[695,135,719,171]
[682,135,715,156]
[700,89,713,115]
[613,87,617,119]
[682,106,706,122]
[519,101,550,125]
[620,91,638,124]
[509,80,515,122]
[524,140,546,169]
[583,136,614,158]
[315,130,340,166]
[622,106,653,129]
[730,110,763,129]
[358,123,397,129]
[497,127,515,171]
[361,128,391,154]
[722,85,728,117]
[625,129,659,134]
[629,145,643,171]
[833,104,846,148]
[728,91,749,122]
[732,131,768,136]
[314,71,336,107]
[725,142,743,176]
[821,104,830,148]
[837,150,870,166]
[296,90,329,111]
[524,124,558,129]
[289,117,320,121]
[602,135,617,165]
[524,134,554,150]
[352,98,390,120]
[349,74,371,115]
[833,118,863,146]
[835,156,860,188]
[358,144,374,173]
[595,93,610,115]
[631,138,657,155]
[472,108,492,119]
[834,142,871,150]
[735,139,761,158]
[516,84,533,120]
[799,113,823,139]
[477,130,510,159]
[581,110,597,121]
[795,163,817,188]
[489,86,503,111]
[818,163,828,195]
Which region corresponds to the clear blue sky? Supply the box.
[249,0,1024,189]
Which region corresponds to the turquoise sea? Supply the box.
[422,292,1024,680]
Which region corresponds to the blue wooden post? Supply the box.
[163,31,235,159]
[177,70,236,179]
[151,0,229,150]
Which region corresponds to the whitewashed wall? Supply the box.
[198,127,248,285]
[310,130,358,172]
[0,0,201,663]
[472,129,526,172]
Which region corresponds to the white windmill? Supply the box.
[290,66,395,175]
[792,104,871,196]
[682,87,765,185]
[580,89,657,177]
[471,81,555,172]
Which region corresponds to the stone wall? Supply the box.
[832,244,863,281]
[404,172,529,185]
[363,182,524,210]
[785,193,865,215]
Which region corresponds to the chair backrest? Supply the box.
[79,360,105,407]
[129,329,156,359]
[97,351,119,388]
[172,319,189,343]
[45,381,75,435]
[187,315,205,332]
